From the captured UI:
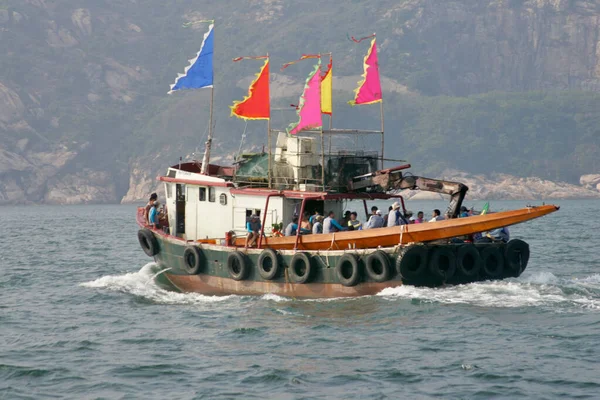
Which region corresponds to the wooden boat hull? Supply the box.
[164,273,400,298]
[234,204,559,250]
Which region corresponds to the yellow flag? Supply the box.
[321,58,332,115]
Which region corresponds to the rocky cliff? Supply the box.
[406,169,600,200]
[1,0,600,204]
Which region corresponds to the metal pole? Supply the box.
[379,100,384,170]
[201,86,214,175]
[320,129,325,190]
[294,198,307,251]
[258,193,281,249]
[267,53,272,189]
[268,121,272,188]
[328,114,333,156]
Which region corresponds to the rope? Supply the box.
[348,33,376,43]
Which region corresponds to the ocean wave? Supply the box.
[377,272,600,311]
[80,263,236,305]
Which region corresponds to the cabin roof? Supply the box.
[229,187,403,201]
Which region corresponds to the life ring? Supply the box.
[288,252,312,284]
[397,245,428,281]
[455,244,482,279]
[138,229,158,257]
[365,251,390,282]
[479,246,504,279]
[227,251,249,281]
[504,239,530,277]
[183,246,203,275]
[428,246,456,282]
[336,254,361,287]
[257,249,280,280]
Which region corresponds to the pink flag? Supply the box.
[349,37,382,105]
[288,61,322,135]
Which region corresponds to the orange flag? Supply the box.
[230,58,270,120]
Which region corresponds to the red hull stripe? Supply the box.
[158,176,234,187]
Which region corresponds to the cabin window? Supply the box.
[199,187,207,201]
[246,209,261,218]
[166,183,172,199]
[219,193,227,205]
[209,187,216,202]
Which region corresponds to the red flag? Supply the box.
[231,59,270,120]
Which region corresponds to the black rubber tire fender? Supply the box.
[456,244,482,279]
[365,251,390,282]
[428,247,457,282]
[288,252,313,284]
[183,246,203,275]
[504,239,530,277]
[257,249,280,280]
[480,246,504,279]
[227,251,249,281]
[138,229,159,257]
[336,253,361,287]
[397,245,428,281]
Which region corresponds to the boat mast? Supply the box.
[201,85,214,175]
[168,19,215,173]
[380,94,384,170]
[267,52,272,188]
[201,22,215,175]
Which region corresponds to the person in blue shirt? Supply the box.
[148,201,160,228]
[323,211,347,234]
[285,217,298,236]
[245,214,261,248]
[459,206,470,218]
[285,217,310,236]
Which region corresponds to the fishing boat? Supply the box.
[136,23,559,298]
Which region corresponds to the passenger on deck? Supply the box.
[312,215,324,234]
[429,209,444,222]
[285,217,310,236]
[405,210,414,223]
[383,206,393,227]
[148,200,160,229]
[324,211,347,234]
[245,214,261,248]
[388,202,408,227]
[460,206,469,218]
[309,211,320,225]
[347,212,362,230]
[413,211,424,224]
[300,212,312,232]
[285,217,298,236]
[365,209,384,229]
[144,192,158,223]
[341,211,352,228]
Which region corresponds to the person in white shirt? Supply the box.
[429,209,445,222]
[365,209,384,229]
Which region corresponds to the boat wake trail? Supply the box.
[80,263,236,305]
[377,272,600,311]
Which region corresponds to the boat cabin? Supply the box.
[157,132,403,243]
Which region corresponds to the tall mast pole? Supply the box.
[380,100,384,170]
[267,53,272,188]
[200,20,215,175]
[318,53,326,190]
[201,85,214,175]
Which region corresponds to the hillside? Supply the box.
[1,0,600,204]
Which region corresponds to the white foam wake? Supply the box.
[81,263,236,305]
[377,272,600,311]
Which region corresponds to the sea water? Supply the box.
[1,200,599,399]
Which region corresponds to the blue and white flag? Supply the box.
[169,23,214,94]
